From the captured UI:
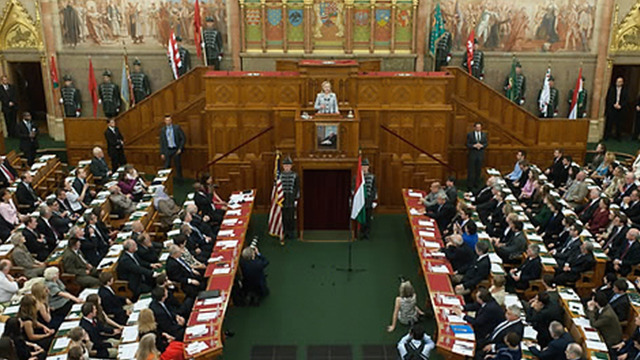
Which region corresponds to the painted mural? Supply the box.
[438,0,597,52]
[58,0,227,48]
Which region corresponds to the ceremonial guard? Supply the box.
[176,36,191,77]
[567,77,588,118]
[202,17,224,70]
[434,28,452,71]
[281,156,299,242]
[60,75,82,117]
[131,59,151,104]
[503,62,526,105]
[98,70,121,118]
[538,76,559,118]
[462,40,484,80]
[354,158,377,240]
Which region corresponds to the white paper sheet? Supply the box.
[122,326,138,343]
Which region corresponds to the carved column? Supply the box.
[369,0,375,53]
[283,0,289,53]
[415,0,430,71]
[390,0,396,53]
[260,0,267,52]
[411,0,417,53]
[228,0,242,69]
[303,0,313,53]
[591,0,616,125]
[240,0,247,53]
[345,0,354,54]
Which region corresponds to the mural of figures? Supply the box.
[438,0,597,52]
[57,0,227,48]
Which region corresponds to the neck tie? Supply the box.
[177,257,193,274]
[129,252,140,266]
[160,302,173,319]
[0,165,13,182]
[491,320,512,340]
[476,132,480,142]
[622,241,633,259]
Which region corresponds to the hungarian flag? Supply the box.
[351,154,367,225]
[569,68,584,119]
[88,59,98,117]
[120,57,132,110]
[268,153,284,242]
[466,29,475,74]
[429,3,445,56]
[168,31,182,79]
[194,0,203,59]
[505,58,517,102]
[538,67,552,116]
[50,56,59,90]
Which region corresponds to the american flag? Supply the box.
[268,153,284,242]
[167,31,182,80]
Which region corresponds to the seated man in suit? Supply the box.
[421,181,446,208]
[37,205,62,250]
[621,189,640,224]
[72,167,96,205]
[193,182,223,226]
[526,291,563,348]
[464,176,497,206]
[240,245,270,305]
[544,148,564,184]
[478,303,525,358]
[0,155,17,188]
[136,232,160,264]
[98,272,132,326]
[444,176,458,205]
[563,170,589,209]
[84,212,111,257]
[507,243,543,291]
[443,234,476,274]
[611,314,640,357]
[609,278,630,322]
[578,188,603,223]
[526,321,573,360]
[553,241,596,286]
[61,237,100,288]
[22,215,50,261]
[612,228,640,276]
[452,288,505,342]
[616,172,638,205]
[149,286,185,340]
[15,171,41,213]
[166,245,205,299]
[185,203,216,238]
[89,147,111,185]
[180,223,212,263]
[550,223,582,266]
[453,240,490,296]
[597,211,628,256]
[586,291,623,350]
[69,225,101,267]
[425,193,456,234]
[79,302,116,358]
[494,220,527,264]
[116,239,161,300]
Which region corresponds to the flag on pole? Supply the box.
[538,67,552,116]
[569,68,584,120]
[429,3,445,56]
[466,29,475,74]
[505,58,518,102]
[268,153,284,242]
[194,0,203,59]
[50,56,59,90]
[351,154,367,225]
[168,31,182,80]
[88,59,98,117]
[120,57,131,111]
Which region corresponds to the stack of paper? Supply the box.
[419,230,435,238]
[452,340,474,356]
[218,230,235,237]
[439,294,462,306]
[185,341,209,355]
[429,264,450,274]
[216,240,238,248]
[585,340,607,352]
[133,297,152,311]
[186,324,209,337]
[118,343,139,360]
[409,208,422,216]
[58,321,80,331]
[213,267,231,275]
[196,311,219,322]
[52,337,70,350]
[222,218,238,226]
[121,326,139,343]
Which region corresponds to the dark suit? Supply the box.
[166,256,203,299]
[529,331,572,360]
[609,293,630,322]
[461,254,490,290]
[444,244,476,274]
[553,237,581,265]
[90,157,110,184]
[0,83,18,137]
[240,254,270,298]
[474,186,493,206]
[527,302,563,348]
[463,300,505,341]
[79,317,111,358]
[16,120,38,165]
[624,201,640,224]
[554,252,595,285]
[159,124,186,178]
[79,236,102,267]
[546,157,564,186]
[615,240,640,275]
[616,183,637,205]
[149,299,185,340]
[194,191,223,225]
[98,286,128,325]
[51,211,72,236]
[509,256,542,290]
[541,212,564,244]
[0,161,17,188]
[136,243,159,264]
[426,201,456,234]
[22,227,49,261]
[72,177,93,205]
[15,182,39,213]
[466,130,488,190]
[496,230,526,263]
[578,198,600,224]
[104,126,126,171]
[479,319,525,350]
[37,217,60,251]
[605,85,628,140]
[116,251,154,299]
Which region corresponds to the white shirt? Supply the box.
[0,272,19,303]
[66,188,83,211]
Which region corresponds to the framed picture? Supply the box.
[316,123,339,151]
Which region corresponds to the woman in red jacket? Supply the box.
[587,197,611,235]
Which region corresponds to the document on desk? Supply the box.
[419,230,435,238]
[439,294,462,306]
[46,355,68,360]
[585,340,608,352]
[222,218,238,226]
[429,264,450,274]
[186,341,209,355]
[568,301,585,316]
[58,320,80,331]
[213,267,231,275]
[118,343,139,360]
[217,230,235,237]
[226,209,242,216]
[573,317,590,328]
[418,219,435,227]
[452,341,474,357]
[420,239,440,248]
[216,240,238,248]
[203,296,224,306]
[409,208,422,216]
[133,297,153,311]
[187,324,209,337]
[581,328,601,341]
[53,337,70,350]
[523,326,538,340]
[197,311,219,322]
[122,326,139,343]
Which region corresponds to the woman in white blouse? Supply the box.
[314,81,339,114]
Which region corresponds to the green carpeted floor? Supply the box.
[220,214,443,360]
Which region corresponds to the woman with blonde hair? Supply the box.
[591,151,615,182]
[135,333,160,360]
[18,294,54,350]
[314,80,339,114]
[30,282,55,329]
[10,232,45,278]
[386,280,424,332]
[138,308,174,352]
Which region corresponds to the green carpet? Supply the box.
[221,214,443,360]
[587,140,639,156]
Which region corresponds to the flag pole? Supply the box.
[201,26,208,67]
[337,149,366,276]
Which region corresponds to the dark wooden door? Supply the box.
[303,169,351,230]
[9,62,48,133]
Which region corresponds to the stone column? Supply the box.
[414,0,430,71]
[590,0,616,140]
[228,0,242,69]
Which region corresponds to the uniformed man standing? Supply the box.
[434,28,452,71]
[503,62,526,105]
[59,75,82,117]
[462,40,484,80]
[280,156,299,243]
[98,70,121,118]
[202,17,224,70]
[353,158,377,240]
[176,36,191,77]
[538,76,559,118]
[567,77,588,118]
[130,59,151,104]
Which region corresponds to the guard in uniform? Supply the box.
[434,29,452,71]
[567,77,588,118]
[98,70,121,118]
[538,76,559,118]
[59,75,82,117]
[503,62,526,105]
[461,39,484,80]
[202,17,224,70]
[176,36,191,77]
[354,158,377,240]
[281,156,299,242]
[131,59,151,104]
